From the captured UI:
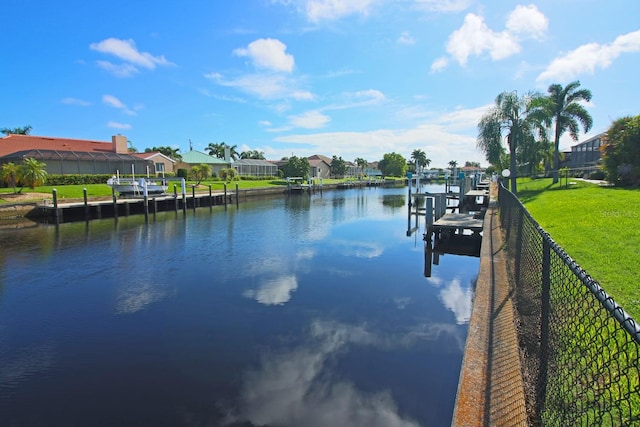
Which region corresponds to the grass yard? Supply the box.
[516,177,640,318]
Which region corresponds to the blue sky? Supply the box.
[2,0,639,168]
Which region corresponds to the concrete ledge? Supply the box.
[451,202,528,426]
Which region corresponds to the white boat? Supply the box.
[107,177,168,196]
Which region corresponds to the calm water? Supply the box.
[0,186,478,427]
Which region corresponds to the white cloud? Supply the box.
[305,0,376,22]
[233,38,295,73]
[102,94,137,116]
[397,31,415,45]
[96,60,140,78]
[289,110,331,129]
[505,4,548,40]
[206,72,314,101]
[446,13,520,66]
[537,29,640,83]
[430,56,449,72]
[434,5,548,71]
[90,38,172,70]
[107,121,132,130]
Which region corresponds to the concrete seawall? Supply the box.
[451,195,528,426]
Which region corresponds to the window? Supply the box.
[156,162,165,172]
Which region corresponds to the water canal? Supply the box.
[0,185,479,427]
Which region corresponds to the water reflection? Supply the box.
[226,319,464,427]
[438,278,474,325]
[0,186,478,426]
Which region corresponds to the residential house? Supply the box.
[132,151,177,176]
[0,134,154,175]
[569,133,604,170]
[232,159,279,177]
[175,150,230,177]
[307,154,332,178]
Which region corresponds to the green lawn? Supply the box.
[516,178,640,318]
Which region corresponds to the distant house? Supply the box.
[132,151,177,175]
[232,159,279,177]
[365,161,383,177]
[307,154,332,178]
[0,134,154,175]
[569,133,604,169]
[175,150,230,176]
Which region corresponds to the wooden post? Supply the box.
[425,197,433,241]
[192,186,196,211]
[52,189,60,223]
[181,178,187,214]
[209,185,213,207]
[224,183,228,205]
[112,187,118,219]
[235,183,239,207]
[83,188,89,220]
[173,184,178,213]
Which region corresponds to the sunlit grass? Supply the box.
[517,177,640,318]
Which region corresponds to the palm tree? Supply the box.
[20,158,48,189]
[240,149,266,160]
[448,160,458,172]
[477,91,545,194]
[145,146,182,161]
[534,80,593,183]
[1,125,32,135]
[206,142,238,160]
[411,149,427,173]
[354,157,368,177]
[1,162,21,193]
[206,142,224,158]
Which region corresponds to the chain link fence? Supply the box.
[498,182,640,426]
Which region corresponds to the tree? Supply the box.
[330,155,347,178]
[378,152,407,177]
[190,164,211,186]
[477,91,545,194]
[207,142,238,160]
[600,114,640,186]
[282,156,310,178]
[1,162,21,193]
[206,142,224,158]
[1,125,32,135]
[240,150,266,160]
[534,81,593,183]
[448,160,458,172]
[145,146,182,161]
[411,149,428,173]
[20,158,48,189]
[354,157,368,177]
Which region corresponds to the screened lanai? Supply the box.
[232,159,278,177]
[0,149,154,175]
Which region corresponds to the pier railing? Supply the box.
[498,183,640,426]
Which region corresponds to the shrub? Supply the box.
[176,169,188,178]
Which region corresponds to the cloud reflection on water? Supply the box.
[438,278,473,325]
[243,275,298,306]
[225,319,463,427]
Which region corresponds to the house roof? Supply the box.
[308,158,330,168]
[308,154,332,164]
[180,150,229,165]
[0,134,117,158]
[132,151,176,163]
[233,159,277,166]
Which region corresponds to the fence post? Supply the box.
[537,237,551,418]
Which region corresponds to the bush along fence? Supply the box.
[498,183,640,426]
